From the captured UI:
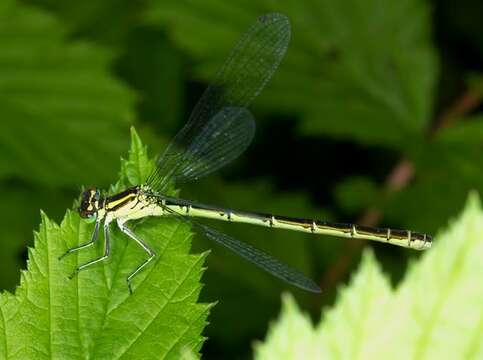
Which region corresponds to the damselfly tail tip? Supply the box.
[419,234,433,251]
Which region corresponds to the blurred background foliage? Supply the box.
[1,0,483,358]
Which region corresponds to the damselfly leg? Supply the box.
[68,220,111,279]
[58,220,101,260]
[117,219,156,294]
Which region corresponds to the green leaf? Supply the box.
[255,193,483,359]
[0,127,211,359]
[120,127,156,187]
[25,0,145,44]
[117,29,184,135]
[254,293,320,359]
[145,0,437,148]
[0,0,135,187]
[22,0,185,136]
[436,115,483,146]
[316,251,393,359]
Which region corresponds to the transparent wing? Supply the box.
[147,13,291,192]
[162,205,321,293]
[198,223,321,293]
[149,107,255,189]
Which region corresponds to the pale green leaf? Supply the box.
[255,251,391,359]
[375,192,483,359]
[255,193,483,359]
[0,127,211,359]
[254,293,319,359]
[145,0,437,148]
[0,0,135,186]
[315,251,393,359]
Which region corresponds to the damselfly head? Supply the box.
[79,188,101,221]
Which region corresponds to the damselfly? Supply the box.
[60,13,432,294]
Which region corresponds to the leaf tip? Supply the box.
[465,190,481,212]
[200,249,212,259]
[129,125,141,142]
[281,292,296,306]
[39,209,47,219]
[38,209,53,227]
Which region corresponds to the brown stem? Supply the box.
[436,90,483,131]
[319,88,482,291]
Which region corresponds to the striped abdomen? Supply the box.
[159,197,432,250]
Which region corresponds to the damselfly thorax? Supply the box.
[103,187,162,221]
[60,13,432,294]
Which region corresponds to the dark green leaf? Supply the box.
[0,0,135,186]
[145,0,437,148]
[334,176,379,214]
